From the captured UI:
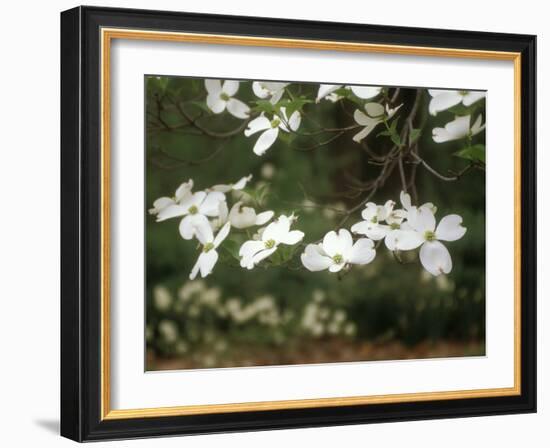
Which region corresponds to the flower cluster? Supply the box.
[428,89,486,144]
[150,176,305,279]
[300,191,466,276]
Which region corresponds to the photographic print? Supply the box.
[145,77,486,371]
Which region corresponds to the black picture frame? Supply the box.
[61,5,536,442]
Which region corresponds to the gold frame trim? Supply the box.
[100,28,522,420]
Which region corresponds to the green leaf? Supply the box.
[409,128,422,145]
[390,133,402,146]
[454,144,486,163]
[220,239,241,261]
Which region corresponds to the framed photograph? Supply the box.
[60,6,536,442]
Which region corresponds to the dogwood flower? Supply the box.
[353,102,402,142]
[252,81,289,104]
[316,84,382,103]
[399,191,437,217]
[228,201,274,229]
[239,214,304,269]
[432,115,485,143]
[156,191,226,241]
[391,207,467,276]
[428,89,485,115]
[205,79,250,119]
[301,229,376,273]
[244,107,301,156]
[189,222,231,280]
[351,200,408,250]
[148,179,193,216]
[210,175,252,193]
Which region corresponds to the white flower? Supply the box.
[351,200,407,250]
[148,179,193,215]
[189,222,231,279]
[244,107,301,156]
[301,229,376,273]
[432,115,485,143]
[156,191,226,241]
[210,174,252,193]
[205,79,250,119]
[316,84,382,102]
[353,102,402,142]
[252,81,289,104]
[428,89,485,115]
[228,201,274,229]
[390,207,467,276]
[399,191,437,218]
[239,215,304,269]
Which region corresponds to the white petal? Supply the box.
[286,110,301,131]
[222,80,239,96]
[364,102,385,118]
[252,81,269,98]
[350,86,382,100]
[198,250,219,278]
[226,98,250,119]
[419,241,452,276]
[435,214,467,242]
[328,263,345,273]
[199,192,226,216]
[348,238,376,265]
[462,91,485,107]
[229,202,258,229]
[389,229,424,251]
[324,229,353,257]
[400,191,412,211]
[316,84,339,102]
[206,94,226,114]
[204,79,222,95]
[262,215,291,243]
[179,214,210,240]
[175,180,194,202]
[251,247,277,266]
[365,224,389,241]
[278,230,304,245]
[255,210,274,226]
[239,240,265,260]
[244,116,271,137]
[471,115,485,136]
[189,257,201,280]
[353,109,370,126]
[301,244,332,272]
[270,88,285,104]
[213,222,231,248]
[156,204,186,222]
[350,221,370,236]
[232,174,252,190]
[322,230,340,257]
[428,91,462,115]
[408,207,436,233]
[432,115,471,143]
[150,197,175,215]
[180,191,206,210]
[253,128,279,156]
[195,218,214,245]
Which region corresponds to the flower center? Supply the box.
[332,254,344,264]
[188,205,199,215]
[424,230,436,241]
[220,92,230,101]
[264,239,276,249]
[370,216,378,224]
[270,118,280,128]
[203,242,214,253]
[459,90,469,96]
[390,222,400,230]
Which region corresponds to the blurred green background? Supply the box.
[145,76,486,370]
